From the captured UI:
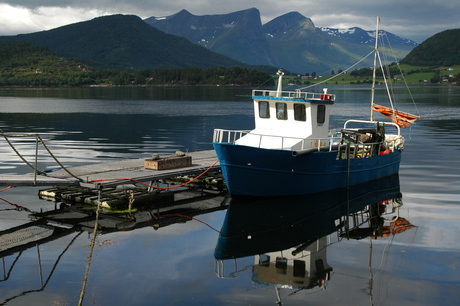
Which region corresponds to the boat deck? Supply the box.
[0,150,220,188]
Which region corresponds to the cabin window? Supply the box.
[293,260,306,277]
[275,257,288,274]
[294,103,306,121]
[276,103,288,120]
[317,105,326,123]
[258,101,270,118]
[259,255,270,266]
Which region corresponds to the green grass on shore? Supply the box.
[282,65,460,85]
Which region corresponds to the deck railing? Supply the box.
[213,129,251,145]
[213,129,341,152]
[252,89,336,101]
[213,127,404,157]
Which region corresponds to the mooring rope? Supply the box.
[0,196,32,212]
[0,186,14,193]
[78,185,102,306]
[0,131,82,181]
[135,213,221,233]
[1,130,219,189]
[35,134,82,181]
[87,159,219,189]
[1,132,46,175]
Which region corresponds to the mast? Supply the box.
[370,17,380,121]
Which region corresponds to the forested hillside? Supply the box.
[401,29,460,66]
[0,41,273,86]
[0,15,244,70]
[0,41,96,86]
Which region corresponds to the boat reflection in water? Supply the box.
[214,175,415,300]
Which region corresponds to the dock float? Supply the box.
[33,150,225,210]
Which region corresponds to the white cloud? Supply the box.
[0,4,108,35]
[1,0,460,42]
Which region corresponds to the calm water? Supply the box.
[0,85,459,305]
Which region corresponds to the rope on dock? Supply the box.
[87,160,219,189]
[1,131,83,182]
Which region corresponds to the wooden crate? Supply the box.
[144,155,192,170]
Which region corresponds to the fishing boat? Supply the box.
[212,18,419,197]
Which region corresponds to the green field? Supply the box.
[283,65,459,85]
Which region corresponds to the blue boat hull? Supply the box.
[213,142,402,196]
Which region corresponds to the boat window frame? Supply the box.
[276,102,288,120]
[258,101,270,118]
[294,103,306,121]
[317,104,326,123]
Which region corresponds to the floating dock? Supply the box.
[0,150,220,188]
[2,150,224,210]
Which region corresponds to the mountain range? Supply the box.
[0,9,420,73]
[145,8,418,73]
[0,14,244,70]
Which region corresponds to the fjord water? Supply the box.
[0,85,459,305]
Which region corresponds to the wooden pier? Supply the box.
[0,150,220,188]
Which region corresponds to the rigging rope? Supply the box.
[297,49,375,91]
[395,62,421,118]
[378,30,421,118]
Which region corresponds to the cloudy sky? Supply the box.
[0,0,459,43]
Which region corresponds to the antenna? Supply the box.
[276,69,284,97]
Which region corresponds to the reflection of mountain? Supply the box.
[0,92,254,158]
[214,175,415,296]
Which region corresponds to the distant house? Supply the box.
[35,69,43,74]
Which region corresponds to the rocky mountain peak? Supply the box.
[263,11,315,37]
